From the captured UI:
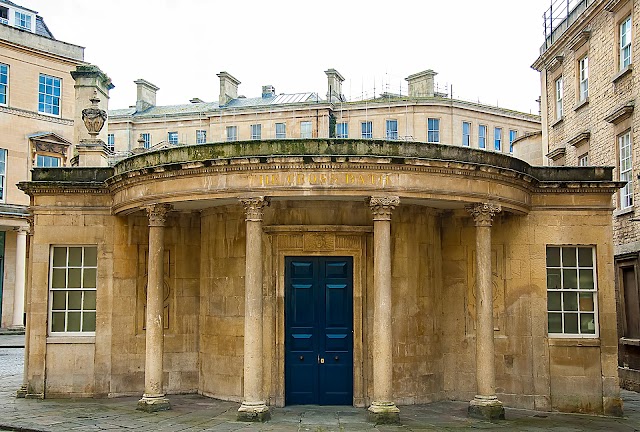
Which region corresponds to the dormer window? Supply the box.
[0,7,8,25]
[15,11,31,30]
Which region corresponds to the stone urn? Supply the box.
[81,91,107,137]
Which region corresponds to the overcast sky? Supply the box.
[21,0,553,114]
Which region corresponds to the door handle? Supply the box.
[299,355,304,361]
[317,355,325,364]
[334,355,339,361]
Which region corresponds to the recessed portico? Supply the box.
[19,139,623,420]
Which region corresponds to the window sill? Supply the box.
[47,336,95,344]
[614,206,634,217]
[548,338,600,347]
[620,337,640,346]
[551,117,564,128]
[613,64,633,84]
[574,98,589,112]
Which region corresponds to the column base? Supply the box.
[137,394,171,412]
[368,401,400,424]
[16,384,27,398]
[468,395,505,420]
[237,401,271,422]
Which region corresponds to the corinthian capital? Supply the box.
[465,203,501,227]
[146,203,173,227]
[368,196,400,221]
[240,196,269,221]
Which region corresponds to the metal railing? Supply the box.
[541,0,594,53]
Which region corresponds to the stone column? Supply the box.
[16,218,32,398]
[137,204,172,413]
[465,203,504,420]
[367,196,400,424]
[237,197,271,422]
[11,227,28,328]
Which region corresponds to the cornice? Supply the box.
[605,101,634,124]
[567,131,590,147]
[546,146,567,161]
[0,105,73,125]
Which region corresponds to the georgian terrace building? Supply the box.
[15,66,624,422]
[106,69,542,160]
[531,0,640,393]
[0,0,86,331]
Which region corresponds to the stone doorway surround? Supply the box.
[264,225,371,408]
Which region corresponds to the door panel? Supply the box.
[285,256,353,405]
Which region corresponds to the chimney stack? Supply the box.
[405,69,437,97]
[217,71,240,106]
[134,79,159,112]
[262,85,276,99]
[325,68,345,103]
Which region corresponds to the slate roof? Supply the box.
[109,93,322,118]
[35,15,53,38]
[0,0,36,14]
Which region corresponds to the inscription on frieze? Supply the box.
[248,172,392,188]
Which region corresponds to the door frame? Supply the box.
[265,225,371,407]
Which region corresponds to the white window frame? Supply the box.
[619,131,633,209]
[0,63,7,106]
[275,123,286,139]
[579,56,588,102]
[168,131,178,145]
[142,133,151,149]
[250,124,261,140]
[555,77,563,119]
[0,148,6,203]
[196,130,206,144]
[107,133,115,152]
[36,154,60,167]
[494,127,502,151]
[462,121,471,147]
[38,74,61,116]
[336,122,348,138]
[509,130,517,153]
[14,11,31,30]
[386,119,398,140]
[427,118,440,143]
[361,121,372,139]
[578,153,589,166]
[478,125,487,149]
[546,246,598,338]
[49,246,98,335]
[621,15,632,70]
[300,121,312,139]
[226,126,237,141]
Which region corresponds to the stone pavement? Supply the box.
[1,342,639,431]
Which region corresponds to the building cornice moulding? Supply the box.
[0,105,73,125]
[605,101,634,123]
[567,131,591,147]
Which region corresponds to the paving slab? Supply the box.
[1,346,640,431]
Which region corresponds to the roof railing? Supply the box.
[541,0,594,54]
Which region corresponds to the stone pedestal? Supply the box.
[76,139,109,167]
[465,203,504,421]
[137,204,172,413]
[367,196,400,425]
[237,197,270,422]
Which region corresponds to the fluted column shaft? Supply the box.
[466,203,504,420]
[367,196,400,424]
[137,204,172,412]
[237,197,270,422]
[11,228,28,328]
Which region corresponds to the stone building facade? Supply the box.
[107,69,541,160]
[17,65,624,419]
[0,0,84,330]
[532,0,640,392]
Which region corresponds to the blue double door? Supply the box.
[285,256,353,405]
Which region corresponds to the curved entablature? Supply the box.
[19,139,622,216]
